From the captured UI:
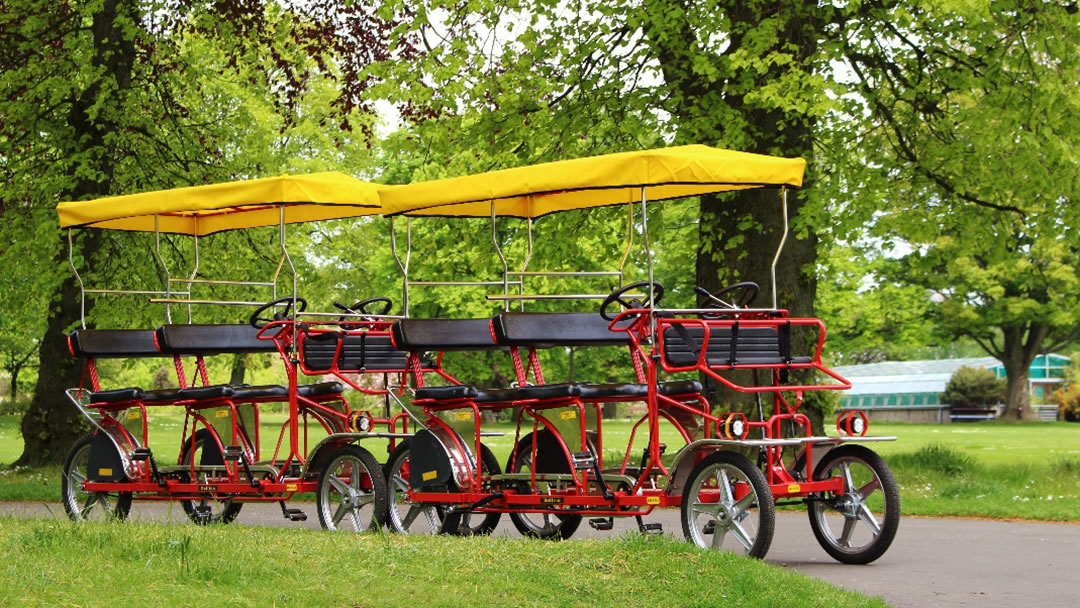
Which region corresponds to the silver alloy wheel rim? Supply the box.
[685,461,762,554]
[184,439,234,521]
[810,456,886,555]
[64,442,117,521]
[514,453,565,535]
[388,451,441,534]
[320,452,377,531]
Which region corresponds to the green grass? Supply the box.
[0,518,884,608]
[4,414,1080,522]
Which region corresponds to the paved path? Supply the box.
[2,500,1076,607]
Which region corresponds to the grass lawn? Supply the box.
[3,412,1080,522]
[0,518,884,608]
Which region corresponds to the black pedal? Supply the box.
[131,447,152,461]
[702,520,716,535]
[223,445,243,462]
[571,451,596,471]
[639,522,663,535]
[589,517,614,531]
[279,501,308,522]
[130,447,167,488]
[192,505,213,525]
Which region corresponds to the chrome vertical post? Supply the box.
[617,201,634,289]
[390,216,412,317]
[279,206,298,348]
[152,215,173,323]
[68,229,86,329]
[491,202,510,312]
[518,218,533,311]
[186,225,200,323]
[641,187,655,341]
[770,187,789,311]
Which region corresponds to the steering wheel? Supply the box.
[333,297,393,329]
[600,281,664,321]
[249,296,308,329]
[694,282,759,315]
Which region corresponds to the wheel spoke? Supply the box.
[857,503,882,536]
[422,506,440,532]
[348,507,363,531]
[328,474,350,495]
[839,515,858,548]
[392,474,408,492]
[732,492,756,516]
[716,469,733,504]
[354,493,374,506]
[711,521,727,549]
[70,471,86,486]
[855,478,881,501]
[730,521,755,552]
[400,504,423,529]
[332,501,349,526]
[348,462,363,490]
[840,463,855,493]
[691,501,719,517]
[80,494,98,518]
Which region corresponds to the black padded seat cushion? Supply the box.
[415,385,478,400]
[662,325,813,367]
[298,382,343,398]
[177,384,234,401]
[155,324,274,355]
[231,384,289,400]
[89,387,143,403]
[576,380,702,400]
[301,332,431,373]
[491,313,631,347]
[391,318,498,351]
[142,388,180,403]
[69,329,161,358]
[475,383,581,402]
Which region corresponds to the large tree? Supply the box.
[0,0,416,464]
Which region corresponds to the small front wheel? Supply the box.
[680,450,774,559]
[807,444,900,564]
[62,433,132,522]
[317,444,387,532]
[385,439,444,535]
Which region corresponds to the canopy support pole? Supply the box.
[390,216,411,317]
[152,215,173,324]
[279,206,298,349]
[186,226,199,323]
[641,187,655,340]
[491,202,510,312]
[68,229,86,329]
[769,187,788,311]
[518,218,533,311]
[617,201,634,289]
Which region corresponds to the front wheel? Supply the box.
[316,444,387,532]
[178,428,244,525]
[61,433,132,522]
[680,450,774,559]
[505,431,582,540]
[807,444,900,564]
[385,439,445,535]
[440,443,503,536]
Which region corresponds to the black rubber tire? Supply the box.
[808,444,900,565]
[316,444,388,531]
[61,433,132,522]
[178,428,244,525]
[440,443,504,536]
[384,439,446,534]
[680,450,775,559]
[505,431,582,540]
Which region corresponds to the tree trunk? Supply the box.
[999,327,1042,421]
[15,0,136,466]
[229,353,246,386]
[9,363,20,404]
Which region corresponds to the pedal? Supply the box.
[571,451,596,471]
[131,447,152,461]
[589,517,614,531]
[640,522,663,535]
[192,505,213,525]
[702,520,716,535]
[223,445,243,461]
[279,501,308,522]
[130,447,167,488]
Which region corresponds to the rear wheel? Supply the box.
[681,451,774,558]
[316,444,387,532]
[807,444,900,564]
[505,431,582,540]
[440,443,503,536]
[61,433,132,522]
[178,428,243,525]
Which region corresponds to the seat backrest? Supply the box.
[68,329,161,359]
[155,324,275,355]
[390,318,498,351]
[662,325,785,366]
[491,313,630,347]
[301,332,424,372]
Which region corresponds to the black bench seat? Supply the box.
[154,324,275,355]
[491,313,630,347]
[415,381,700,403]
[662,325,813,367]
[89,387,143,404]
[577,380,703,400]
[391,318,499,351]
[69,329,162,358]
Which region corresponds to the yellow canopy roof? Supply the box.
[381,145,805,218]
[57,172,384,236]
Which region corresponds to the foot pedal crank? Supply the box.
[192,505,213,525]
[571,451,596,471]
[635,514,662,535]
[279,501,307,522]
[589,517,614,531]
[131,447,167,488]
[702,520,716,535]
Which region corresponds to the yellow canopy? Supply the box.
[381,145,805,218]
[57,172,385,236]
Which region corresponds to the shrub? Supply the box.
[939,365,1005,409]
[1052,384,1080,422]
[889,443,976,476]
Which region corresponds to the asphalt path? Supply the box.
[2,500,1076,607]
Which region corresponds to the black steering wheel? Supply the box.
[600,281,664,321]
[249,296,308,329]
[694,282,759,315]
[333,297,393,329]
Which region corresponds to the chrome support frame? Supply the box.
[151,216,173,323]
[280,206,298,348]
[491,202,510,312]
[390,216,411,317]
[487,293,644,301]
[770,187,788,311]
[641,187,656,340]
[618,200,634,289]
[68,229,86,329]
[518,218,533,310]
